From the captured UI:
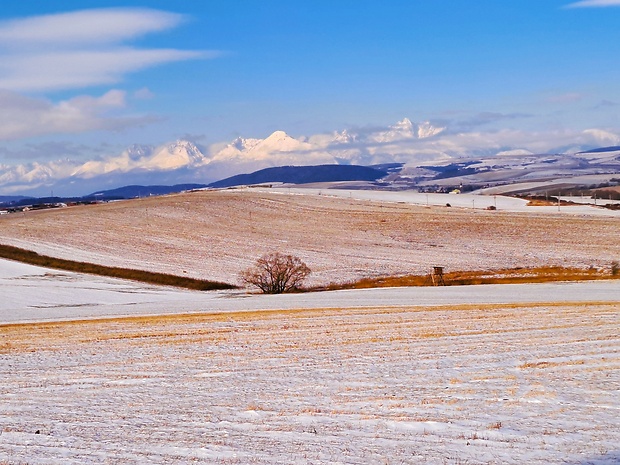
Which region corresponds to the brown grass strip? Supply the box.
[317,265,620,291]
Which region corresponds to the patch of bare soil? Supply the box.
[0,189,618,287]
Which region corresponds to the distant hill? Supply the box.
[89,184,207,199]
[0,165,394,209]
[577,146,620,154]
[208,164,389,188]
[0,184,207,209]
[0,195,33,206]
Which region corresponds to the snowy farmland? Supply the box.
[1,260,619,464]
[1,292,619,464]
[267,187,620,216]
[0,188,619,288]
[1,188,619,464]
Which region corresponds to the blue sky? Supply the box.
[0,0,619,169]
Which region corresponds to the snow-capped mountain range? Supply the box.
[1,118,618,196]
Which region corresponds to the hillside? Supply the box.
[207,164,389,188]
[88,183,208,199]
[0,189,617,287]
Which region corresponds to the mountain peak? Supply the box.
[264,130,291,141]
[165,140,204,162]
[417,121,445,138]
[373,118,417,143]
[147,140,206,169]
[258,130,310,152]
[229,136,261,151]
[395,118,414,130]
[125,144,153,161]
[333,129,358,144]
[167,139,197,149]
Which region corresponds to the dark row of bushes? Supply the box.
[0,244,236,291]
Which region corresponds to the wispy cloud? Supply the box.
[0,48,208,92]
[0,90,157,141]
[0,8,184,45]
[564,0,620,8]
[447,112,532,133]
[545,92,583,103]
[0,141,109,162]
[0,8,216,92]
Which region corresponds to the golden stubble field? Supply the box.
[0,189,618,287]
[1,302,619,464]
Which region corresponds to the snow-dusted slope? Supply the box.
[72,140,209,178]
[213,130,328,163]
[141,140,207,170]
[371,118,445,142]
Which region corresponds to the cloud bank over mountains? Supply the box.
[1,118,619,196]
[1,6,618,197]
[0,89,157,142]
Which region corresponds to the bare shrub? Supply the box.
[240,252,311,294]
[611,261,619,276]
[488,421,502,430]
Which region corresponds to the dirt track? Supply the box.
[0,189,618,286]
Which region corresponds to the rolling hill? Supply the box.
[207,164,390,188]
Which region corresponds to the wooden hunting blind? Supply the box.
[431,266,445,286]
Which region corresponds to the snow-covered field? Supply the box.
[1,188,619,464]
[1,278,619,464]
[0,188,618,288]
[0,259,619,324]
[268,187,620,216]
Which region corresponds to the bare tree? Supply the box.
[240,252,311,294]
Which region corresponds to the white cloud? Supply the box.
[0,8,184,45]
[582,128,620,145]
[0,8,216,92]
[564,0,620,7]
[0,48,207,92]
[0,90,156,141]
